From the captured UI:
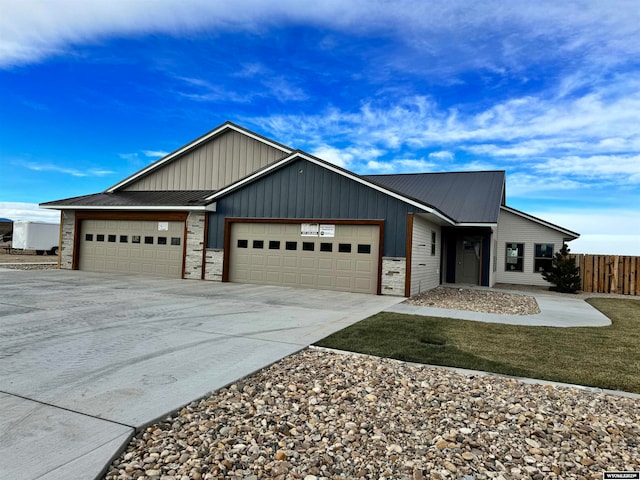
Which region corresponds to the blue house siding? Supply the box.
[207,158,422,257]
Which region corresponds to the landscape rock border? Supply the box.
[104,349,639,480]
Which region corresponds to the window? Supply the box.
[285,241,297,251]
[534,243,554,273]
[157,237,167,245]
[252,240,264,249]
[431,231,437,256]
[171,237,181,246]
[237,239,248,248]
[338,243,352,253]
[144,236,154,244]
[357,244,371,254]
[269,240,280,250]
[132,236,141,244]
[320,242,332,252]
[96,234,105,242]
[108,235,116,243]
[85,234,93,241]
[302,242,314,251]
[120,235,128,243]
[505,243,524,272]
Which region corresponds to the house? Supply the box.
[41,121,579,296]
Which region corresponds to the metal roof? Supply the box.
[40,191,215,210]
[363,171,506,223]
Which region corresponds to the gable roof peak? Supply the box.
[106,121,293,193]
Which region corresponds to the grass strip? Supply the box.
[315,298,640,393]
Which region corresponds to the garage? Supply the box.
[226,220,382,294]
[79,219,185,277]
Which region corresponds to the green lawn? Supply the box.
[315,297,640,393]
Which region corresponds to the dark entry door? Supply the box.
[456,236,481,284]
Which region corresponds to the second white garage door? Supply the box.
[228,222,380,294]
[79,219,184,278]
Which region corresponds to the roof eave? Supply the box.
[39,205,207,211]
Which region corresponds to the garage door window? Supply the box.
[269,240,280,249]
[158,237,167,245]
[132,236,140,244]
[108,235,116,242]
[339,243,352,253]
[97,234,105,242]
[85,234,93,241]
[358,244,371,254]
[171,237,181,246]
[145,236,154,244]
[120,235,128,243]
[320,242,332,252]
[253,240,264,249]
[302,242,314,251]
[286,241,297,250]
[237,239,248,248]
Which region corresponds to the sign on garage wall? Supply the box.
[301,223,319,236]
[319,224,335,237]
[158,221,169,231]
[300,223,336,237]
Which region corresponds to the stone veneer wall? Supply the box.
[203,249,224,281]
[183,211,206,279]
[60,210,75,269]
[381,257,406,296]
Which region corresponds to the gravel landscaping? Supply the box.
[405,287,540,315]
[104,349,639,480]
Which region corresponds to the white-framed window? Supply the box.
[534,243,554,273]
[505,242,524,272]
[431,230,436,256]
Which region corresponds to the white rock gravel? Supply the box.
[406,287,540,315]
[104,349,639,480]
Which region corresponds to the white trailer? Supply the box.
[12,221,60,255]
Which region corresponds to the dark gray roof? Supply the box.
[41,191,215,208]
[363,171,506,223]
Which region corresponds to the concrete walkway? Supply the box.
[0,269,402,480]
[385,288,612,327]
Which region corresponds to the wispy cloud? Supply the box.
[142,150,169,158]
[25,163,114,177]
[4,1,638,81]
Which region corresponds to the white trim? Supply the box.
[501,206,579,239]
[456,222,498,228]
[106,123,293,193]
[40,205,206,211]
[206,152,458,226]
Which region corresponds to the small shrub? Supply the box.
[541,244,581,293]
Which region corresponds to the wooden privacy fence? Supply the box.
[569,254,640,295]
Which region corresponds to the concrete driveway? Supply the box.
[0,269,402,480]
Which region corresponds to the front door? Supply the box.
[456,236,481,285]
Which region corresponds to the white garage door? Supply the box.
[79,219,184,278]
[229,222,380,294]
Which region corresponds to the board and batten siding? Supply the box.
[124,130,289,191]
[410,215,441,295]
[496,208,570,286]
[208,158,422,257]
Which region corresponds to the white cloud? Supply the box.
[4,1,638,78]
[532,155,640,182]
[428,150,453,160]
[0,202,60,223]
[310,144,384,169]
[25,163,114,177]
[142,150,169,158]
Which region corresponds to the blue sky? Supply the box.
[1,0,639,255]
